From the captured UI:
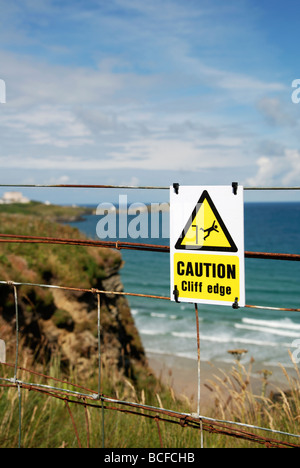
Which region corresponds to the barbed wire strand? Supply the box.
[0,233,299,311]
[2,372,299,448]
[1,280,300,448]
[0,183,300,190]
[0,233,299,262]
[0,279,298,314]
[0,183,300,447]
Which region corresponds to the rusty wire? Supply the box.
[0,184,300,447]
[0,233,299,261]
[1,232,299,312]
[1,279,300,448]
[1,367,299,449]
[0,183,300,191]
[0,278,298,313]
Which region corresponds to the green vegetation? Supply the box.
[0,202,299,448]
[0,211,117,288]
[0,206,144,380]
[0,200,93,222]
[0,353,300,448]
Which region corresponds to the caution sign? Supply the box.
[175,190,237,252]
[170,185,245,307]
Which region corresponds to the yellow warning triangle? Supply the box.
[175,190,237,252]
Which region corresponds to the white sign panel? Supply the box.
[170,185,245,307]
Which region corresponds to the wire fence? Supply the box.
[0,183,300,449]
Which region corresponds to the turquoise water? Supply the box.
[68,202,300,369]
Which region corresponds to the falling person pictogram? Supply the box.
[175,190,238,252]
[192,220,219,244]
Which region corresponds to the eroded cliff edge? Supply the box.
[0,211,147,381]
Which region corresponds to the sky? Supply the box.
[0,0,300,204]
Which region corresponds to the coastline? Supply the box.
[148,352,297,412]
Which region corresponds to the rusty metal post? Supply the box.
[194,303,201,416]
[194,303,204,448]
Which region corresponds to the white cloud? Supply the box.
[185,61,286,101]
[246,149,300,187]
[246,156,283,186]
[283,149,300,185]
[0,51,126,107]
[2,105,93,147]
[0,46,261,171]
[0,0,296,194]
[257,97,296,127]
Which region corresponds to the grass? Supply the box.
[0,351,300,448]
[0,352,197,448]
[203,352,300,448]
[0,204,299,448]
[0,201,93,221]
[0,212,119,288]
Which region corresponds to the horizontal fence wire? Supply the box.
[1,279,300,449]
[0,278,299,313]
[0,234,299,312]
[0,183,300,448]
[0,183,300,190]
[0,233,300,262]
[1,368,300,448]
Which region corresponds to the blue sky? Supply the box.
[0,0,300,204]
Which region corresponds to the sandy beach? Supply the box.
[148,352,297,413]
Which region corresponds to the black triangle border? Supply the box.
[174,190,238,252]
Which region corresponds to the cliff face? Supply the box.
[0,212,147,380]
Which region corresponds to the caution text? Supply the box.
[177,261,236,279]
[174,253,240,304]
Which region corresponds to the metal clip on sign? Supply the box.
[173,285,180,303]
[232,182,238,195]
[173,183,179,194]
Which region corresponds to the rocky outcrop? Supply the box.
[36,270,147,380]
[0,214,147,381]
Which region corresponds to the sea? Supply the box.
[68,202,300,370]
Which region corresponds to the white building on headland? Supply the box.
[0,191,30,204]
